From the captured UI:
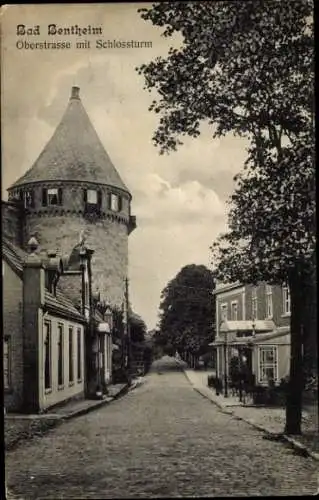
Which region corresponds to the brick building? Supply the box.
[3,86,135,411]
[3,237,89,412]
[212,282,291,388]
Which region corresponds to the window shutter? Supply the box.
[58,188,63,205]
[118,196,122,212]
[97,189,102,208]
[42,188,47,206]
[31,191,35,208]
[83,189,87,203]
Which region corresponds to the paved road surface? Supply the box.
[6,356,318,498]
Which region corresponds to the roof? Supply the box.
[2,237,85,323]
[10,86,130,194]
[219,320,275,333]
[213,282,243,295]
[2,238,25,277]
[44,288,85,322]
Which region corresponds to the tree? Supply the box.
[159,264,215,355]
[137,1,315,434]
[129,310,147,343]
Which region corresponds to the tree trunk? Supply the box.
[285,272,305,435]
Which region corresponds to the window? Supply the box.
[4,336,11,390]
[57,324,64,387]
[231,301,238,321]
[44,322,52,391]
[87,189,98,204]
[282,284,291,315]
[109,193,122,212]
[84,188,102,213]
[77,328,82,381]
[111,193,119,211]
[220,303,228,322]
[69,326,74,383]
[252,287,258,320]
[42,187,62,206]
[258,346,278,383]
[266,285,273,319]
[24,190,34,208]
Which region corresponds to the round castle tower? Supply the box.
[8,86,136,308]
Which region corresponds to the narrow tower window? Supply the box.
[110,193,122,212]
[87,189,97,204]
[84,188,102,214]
[24,191,34,208]
[42,188,62,206]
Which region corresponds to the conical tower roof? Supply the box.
[10,87,130,194]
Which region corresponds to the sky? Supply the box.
[1,3,249,330]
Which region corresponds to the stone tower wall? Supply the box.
[24,213,128,308]
[9,182,132,309]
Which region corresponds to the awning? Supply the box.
[249,327,290,344]
[220,320,275,333]
[210,326,290,347]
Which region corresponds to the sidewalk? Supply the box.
[5,382,128,451]
[184,369,319,461]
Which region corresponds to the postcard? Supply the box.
[2,3,317,499]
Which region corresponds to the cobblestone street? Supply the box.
[6,357,318,498]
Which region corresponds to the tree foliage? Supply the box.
[158,264,215,354]
[138,1,315,435]
[129,310,147,343]
[137,0,313,154]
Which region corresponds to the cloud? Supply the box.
[134,174,226,228]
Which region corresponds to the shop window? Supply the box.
[69,326,74,383]
[4,336,11,390]
[57,324,64,387]
[44,322,52,391]
[42,188,63,206]
[258,345,278,383]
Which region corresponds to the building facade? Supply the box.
[213,282,291,388]
[3,235,114,413]
[3,237,87,412]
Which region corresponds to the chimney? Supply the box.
[70,86,80,100]
[23,242,45,413]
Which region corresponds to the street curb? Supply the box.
[184,370,319,462]
[62,383,129,420]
